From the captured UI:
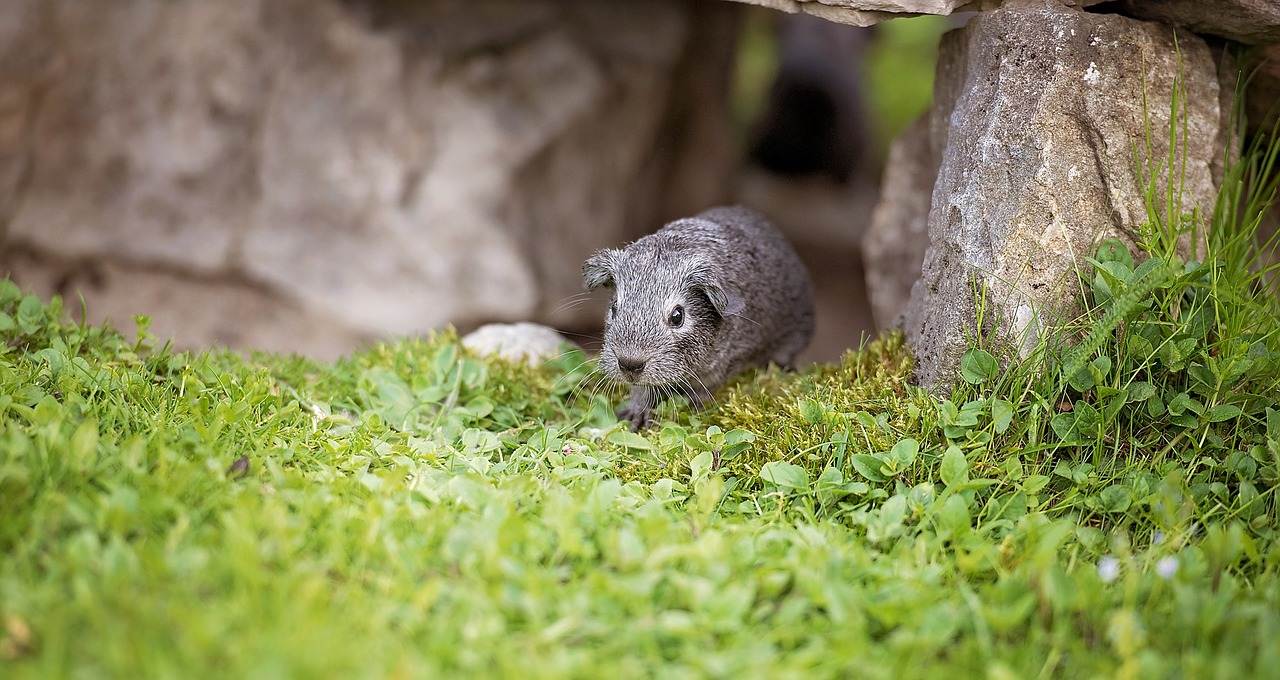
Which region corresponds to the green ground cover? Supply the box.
[2,200,1279,676]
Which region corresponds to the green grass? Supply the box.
[5,57,1280,680]
[3,247,1279,677]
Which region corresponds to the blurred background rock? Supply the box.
[0,0,948,362]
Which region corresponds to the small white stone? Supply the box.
[462,322,575,366]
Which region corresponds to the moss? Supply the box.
[706,332,918,480]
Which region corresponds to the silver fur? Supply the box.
[583,205,815,431]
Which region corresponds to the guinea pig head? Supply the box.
[583,248,740,388]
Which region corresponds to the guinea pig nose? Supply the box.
[616,355,647,376]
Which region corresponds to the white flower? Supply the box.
[1156,556,1179,580]
[1098,556,1121,583]
[1152,531,1165,545]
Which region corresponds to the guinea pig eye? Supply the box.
[667,305,684,328]
[608,301,617,319]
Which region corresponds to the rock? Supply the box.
[0,0,57,231]
[722,0,1103,27]
[1245,45,1280,136]
[723,1,1280,45]
[861,116,936,331]
[1120,0,1280,45]
[1248,45,1280,294]
[0,0,737,357]
[462,322,575,366]
[901,5,1233,388]
[4,245,373,358]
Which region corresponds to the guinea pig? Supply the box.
[583,205,815,431]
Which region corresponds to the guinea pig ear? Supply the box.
[689,270,745,318]
[583,250,618,291]
[701,283,746,318]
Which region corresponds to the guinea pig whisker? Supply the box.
[554,351,597,377]
[565,372,607,431]
[684,370,719,412]
[566,359,606,398]
[584,375,616,418]
[580,376,603,411]
[540,347,576,365]
[555,330,604,348]
[563,373,600,408]
[541,353,587,382]
[727,311,764,329]
[675,378,696,409]
[548,293,594,316]
[665,383,685,421]
[549,354,598,395]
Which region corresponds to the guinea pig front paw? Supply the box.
[616,401,654,432]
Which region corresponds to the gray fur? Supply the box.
[583,205,815,431]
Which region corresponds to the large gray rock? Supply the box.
[861,116,935,331]
[722,0,1100,27]
[901,5,1233,388]
[4,245,368,355]
[0,0,54,233]
[724,0,1280,45]
[0,0,737,358]
[1120,0,1280,45]
[724,0,995,27]
[1245,45,1280,136]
